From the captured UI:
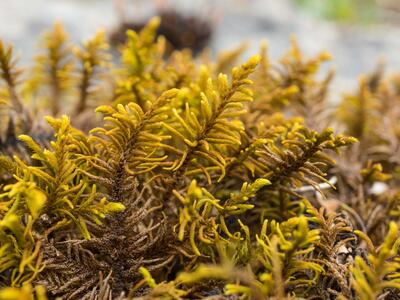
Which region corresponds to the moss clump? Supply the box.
[0,18,400,300]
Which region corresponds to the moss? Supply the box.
[0,18,400,300]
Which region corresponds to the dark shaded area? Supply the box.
[110,9,213,55]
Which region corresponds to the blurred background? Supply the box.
[1,0,400,93]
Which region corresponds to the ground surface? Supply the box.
[1,0,400,96]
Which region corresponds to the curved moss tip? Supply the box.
[249,54,261,65]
